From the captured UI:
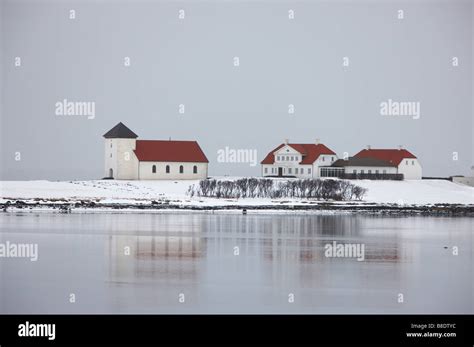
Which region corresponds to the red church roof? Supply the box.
[261,143,336,165]
[134,140,209,163]
[354,148,417,166]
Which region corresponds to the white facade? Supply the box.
[139,162,208,180]
[261,144,337,178]
[397,158,422,179]
[104,138,139,180]
[340,166,397,175]
[452,176,474,187]
[104,137,208,180]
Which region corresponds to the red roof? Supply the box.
[354,149,417,166]
[261,143,336,165]
[134,140,209,163]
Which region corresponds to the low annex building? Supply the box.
[103,122,208,180]
[352,148,422,179]
[260,140,338,178]
[330,157,398,177]
[328,147,422,179]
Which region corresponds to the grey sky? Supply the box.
[1,0,473,180]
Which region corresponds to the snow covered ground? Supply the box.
[0,178,473,206]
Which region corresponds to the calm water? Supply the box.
[0,212,472,314]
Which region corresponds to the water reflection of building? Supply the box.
[106,233,204,280]
[259,215,404,265]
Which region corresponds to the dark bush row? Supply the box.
[187,178,367,201]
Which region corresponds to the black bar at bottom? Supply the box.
[0,314,472,346]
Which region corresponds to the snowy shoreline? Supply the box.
[0,178,473,215]
[2,200,474,216]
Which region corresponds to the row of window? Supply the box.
[406,160,415,165]
[264,167,312,175]
[151,165,198,174]
[276,155,336,163]
[353,169,387,174]
[276,155,300,162]
[265,167,391,175]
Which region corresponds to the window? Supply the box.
[361,170,365,174]
[288,168,292,174]
[353,170,356,174]
[179,165,184,174]
[322,157,325,162]
[277,156,280,161]
[193,165,198,174]
[295,168,298,174]
[383,169,387,174]
[375,170,379,174]
[412,160,415,165]
[110,142,112,148]
[110,153,112,158]
[368,170,372,174]
[166,165,170,173]
[308,168,311,174]
[152,165,156,173]
[406,160,409,165]
[264,167,268,174]
[331,157,334,162]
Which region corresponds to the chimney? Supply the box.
[367,145,371,150]
[284,138,289,144]
[315,138,320,145]
[398,145,403,150]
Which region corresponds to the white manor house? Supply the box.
[261,140,422,180]
[103,122,209,180]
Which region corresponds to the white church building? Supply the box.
[103,122,209,180]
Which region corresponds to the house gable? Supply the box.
[261,143,336,165]
[274,145,301,156]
